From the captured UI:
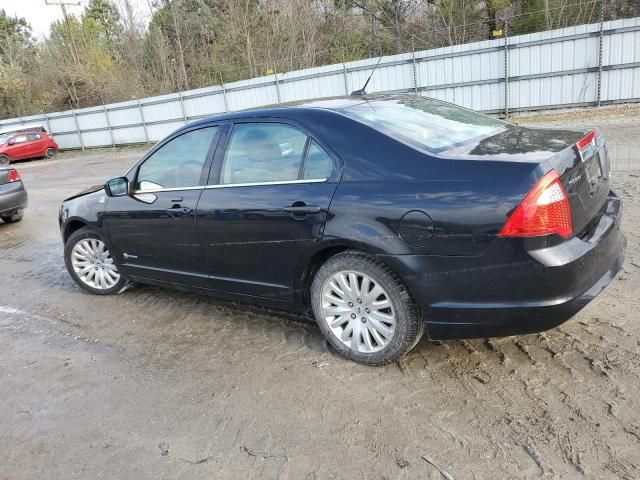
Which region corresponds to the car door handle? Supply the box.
[283,204,321,215]
[166,206,192,217]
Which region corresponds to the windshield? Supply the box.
[340,96,508,153]
[0,134,9,145]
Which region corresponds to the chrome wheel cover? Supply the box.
[321,271,396,353]
[71,238,120,290]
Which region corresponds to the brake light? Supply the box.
[499,170,572,238]
[576,130,599,160]
[7,169,21,183]
[576,131,597,151]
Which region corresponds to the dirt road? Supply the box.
[1,111,639,479]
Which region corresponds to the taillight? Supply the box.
[575,130,599,160]
[499,170,572,238]
[7,169,21,183]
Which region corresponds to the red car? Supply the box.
[0,129,59,165]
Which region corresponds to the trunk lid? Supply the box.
[450,125,610,238]
[556,130,610,237]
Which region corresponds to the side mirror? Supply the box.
[104,177,129,197]
[7,140,14,146]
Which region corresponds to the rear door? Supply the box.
[105,125,221,287]
[26,133,46,157]
[197,121,340,300]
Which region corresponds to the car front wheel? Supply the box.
[1,209,23,223]
[0,154,9,166]
[311,251,425,365]
[64,227,128,295]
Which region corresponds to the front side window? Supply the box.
[136,126,218,191]
[12,135,27,145]
[221,123,308,185]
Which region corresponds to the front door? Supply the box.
[105,125,220,287]
[8,134,31,159]
[197,122,339,300]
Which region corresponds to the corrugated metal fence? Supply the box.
[2,17,639,150]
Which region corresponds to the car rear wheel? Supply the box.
[311,251,425,365]
[0,154,9,166]
[64,227,128,295]
[45,148,57,158]
[1,209,23,223]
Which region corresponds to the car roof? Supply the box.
[186,94,407,127]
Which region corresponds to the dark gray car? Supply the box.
[0,167,27,223]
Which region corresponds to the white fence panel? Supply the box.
[1,17,639,148]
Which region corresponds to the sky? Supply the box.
[0,0,150,40]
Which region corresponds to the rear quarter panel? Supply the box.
[324,161,539,257]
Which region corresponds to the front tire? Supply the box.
[311,251,424,365]
[64,227,128,295]
[1,209,23,223]
[0,154,9,166]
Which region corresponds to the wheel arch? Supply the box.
[63,219,89,244]
[295,240,392,307]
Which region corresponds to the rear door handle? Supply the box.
[166,206,192,217]
[283,204,321,215]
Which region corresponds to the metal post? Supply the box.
[43,112,52,134]
[342,63,349,95]
[219,73,229,112]
[412,45,418,94]
[596,0,605,107]
[138,99,150,145]
[504,22,510,119]
[69,101,85,151]
[274,72,282,103]
[103,105,116,148]
[178,92,188,122]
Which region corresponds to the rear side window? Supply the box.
[221,123,307,185]
[136,126,218,191]
[304,140,333,179]
[340,97,507,153]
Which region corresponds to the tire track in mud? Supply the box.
[1,148,640,479]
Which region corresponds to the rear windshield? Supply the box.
[340,97,508,153]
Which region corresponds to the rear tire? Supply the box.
[64,227,129,295]
[45,148,57,158]
[311,250,424,365]
[0,154,9,166]
[1,209,23,223]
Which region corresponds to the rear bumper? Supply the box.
[381,191,625,340]
[0,182,28,215]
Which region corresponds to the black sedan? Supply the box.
[0,167,27,223]
[58,95,624,365]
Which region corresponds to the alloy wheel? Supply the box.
[71,238,121,290]
[321,270,396,353]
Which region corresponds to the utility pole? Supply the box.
[45,1,82,67]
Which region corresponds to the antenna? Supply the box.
[350,56,383,96]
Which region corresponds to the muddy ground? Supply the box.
[1,108,639,479]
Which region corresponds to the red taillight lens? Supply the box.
[575,130,597,151]
[499,170,573,238]
[7,169,21,183]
